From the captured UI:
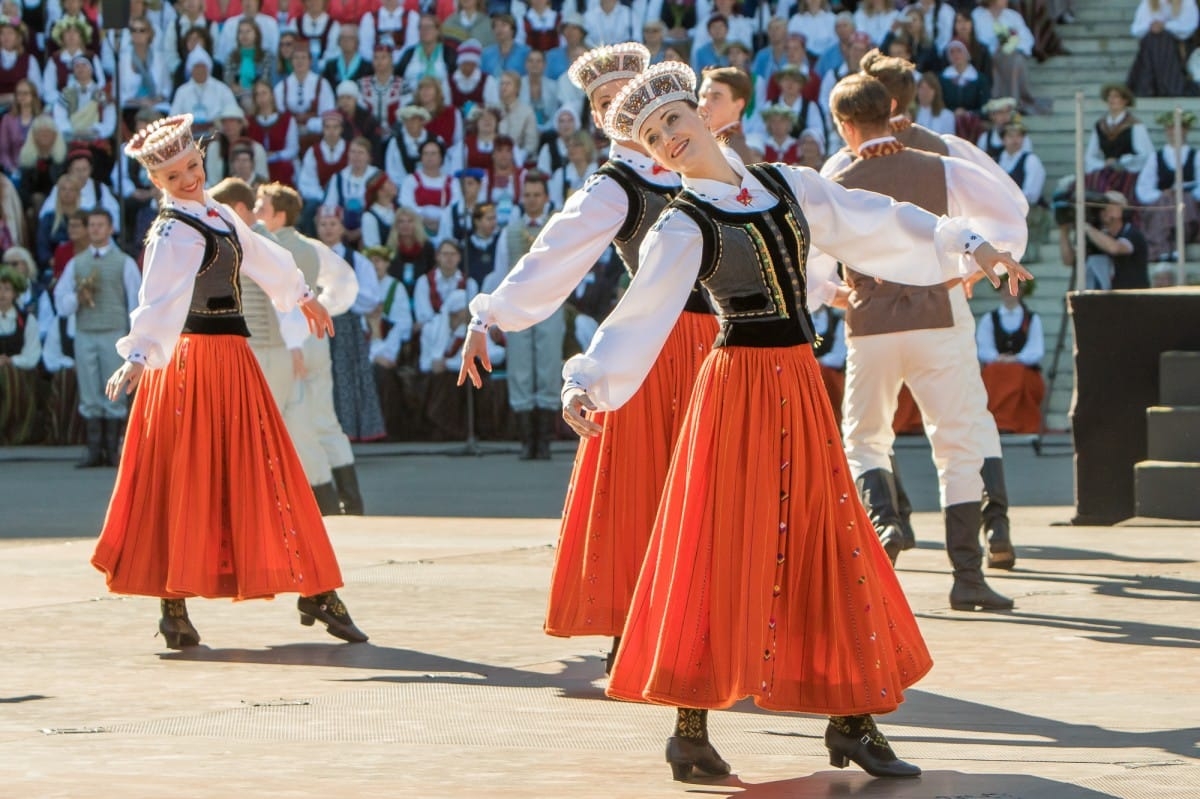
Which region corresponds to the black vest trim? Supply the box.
[158,209,252,338]
[599,159,676,244]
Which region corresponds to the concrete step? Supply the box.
[1134,460,1200,520]
[1146,406,1200,462]
[1054,36,1139,56]
[1161,351,1200,406]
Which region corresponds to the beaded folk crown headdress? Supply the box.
[567,42,650,96]
[603,61,697,143]
[125,113,198,172]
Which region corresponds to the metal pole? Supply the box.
[1074,91,1087,292]
[110,28,125,245]
[1174,106,1186,287]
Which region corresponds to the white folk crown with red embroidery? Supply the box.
[125,113,198,171]
[567,42,650,95]
[603,61,696,143]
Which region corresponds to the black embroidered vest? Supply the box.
[157,209,251,337]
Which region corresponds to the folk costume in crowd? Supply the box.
[0,266,40,445]
[53,226,140,468]
[461,45,718,664]
[90,115,367,650]
[561,62,1023,783]
[976,286,1045,435]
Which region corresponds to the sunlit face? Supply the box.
[237,21,256,47]
[499,73,518,101]
[253,194,275,223]
[373,49,392,73]
[567,139,587,162]
[588,78,629,130]
[0,26,18,50]
[707,19,728,43]
[643,25,664,46]
[436,242,461,273]
[339,25,358,55]
[253,82,274,112]
[220,116,243,138]
[767,113,791,138]
[785,35,806,63]
[418,15,438,44]
[698,78,742,132]
[1106,90,1128,115]
[369,255,389,279]
[948,44,967,69]
[378,177,397,203]
[150,150,206,204]
[323,115,343,142]
[292,47,311,74]
[460,175,480,201]
[1002,128,1024,153]
[315,213,344,244]
[67,216,87,243]
[33,125,55,149]
[638,100,708,174]
[418,82,436,106]
[395,212,415,237]
[231,152,255,178]
[525,50,545,77]
[337,93,357,113]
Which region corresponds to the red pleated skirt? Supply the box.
[91,335,344,600]
[981,362,1045,434]
[607,344,933,715]
[544,311,719,638]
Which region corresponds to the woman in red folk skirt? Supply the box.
[459,44,719,669]
[563,63,1028,782]
[92,114,367,649]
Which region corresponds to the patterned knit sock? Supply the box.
[829,714,889,746]
[675,708,709,742]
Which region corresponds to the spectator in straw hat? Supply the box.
[1084,83,1153,199]
[760,103,802,164]
[1136,109,1200,262]
[977,96,1024,159]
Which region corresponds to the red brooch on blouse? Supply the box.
[736,187,753,206]
[206,208,220,218]
[651,164,667,175]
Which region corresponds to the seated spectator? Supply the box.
[761,103,803,164]
[914,70,956,135]
[36,175,81,268]
[440,0,492,51]
[692,15,732,73]
[975,280,1045,435]
[385,104,440,185]
[37,278,81,443]
[171,47,239,132]
[1127,0,1199,97]
[3,246,36,310]
[292,0,341,67]
[438,167,487,247]
[333,80,382,148]
[224,17,277,109]
[521,50,559,133]
[386,205,436,297]
[583,0,634,48]
[0,170,23,255]
[536,106,579,176]
[940,39,990,119]
[0,264,40,444]
[0,20,41,114]
[517,0,560,53]
[363,245,413,370]
[883,5,942,74]
[548,129,598,209]
[760,31,817,107]
[994,120,1050,261]
[976,96,1030,158]
[797,128,826,169]
[40,148,119,233]
[913,0,957,56]
[274,29,299,78]
[481,14,530,77]
[0,80,39,182]
[54,55,115,176]
[789,0,838,61]
[448,39,499,121]
[205,106,269,187]
[42,16,103,106]
[461,202,506,287]
[1135,110,1200,262]
[854,0,899,47]
[819,30,871,143]
[321,21,370,86]
[164,0,214,79]
[416,75,464,157]
[420,285,502,373]
[118,17,172,125]
[400,138,457,239]
[547,14,587,79]
[295,110,349,229]
[972,0,1048,114]
[214,0,280,64]
[359,46,406,135]
[1084,83,1153,198]
[811,304,847,427]
[773,64,827,154]
[274,45,335,142]
[658,0,699,45]
[412,238,479,331]
[642,18,671,67]
[496,71,540,159]
[172,25,226,91]
[814,11,857,78]
[359,0,421,58]
[361,172,399,250]
[50,210,89,284]
[484,136,524,226]
[245,79,300,186]
[950,9,993,90]
[326,135,382,246]
[1058,190,1150,290]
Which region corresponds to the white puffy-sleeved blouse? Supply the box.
[117,195,313,369]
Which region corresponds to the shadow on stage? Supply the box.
[666,771,1120,798]
[908,539,1195,566]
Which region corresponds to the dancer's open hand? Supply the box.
[973,243,1034,296]
[457,329,492,388]
[302,298,334,338]
[106,361,145,401]
[562,388,603,438]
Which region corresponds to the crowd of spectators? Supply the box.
[0,0,1194,447]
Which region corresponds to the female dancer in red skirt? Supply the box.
[457,44,719,671]
[562,63,1030,780]
[92,114,367,649]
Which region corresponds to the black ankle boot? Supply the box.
[515,411,535,460]
[890,454,917,551]
[666,708,730,781]
[605,636,621,675]
[945,502,1014,611]
[825,715,920,778]
[76,418,106,468]
[158,598,201,649]
[298,591,368,643]
[855,468,905,564]
[534,409,554,460]
[331,464,364,515]
[981,457,1016,569]
[311,482,342,516]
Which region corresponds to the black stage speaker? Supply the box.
[101,0,131,29]
[1069,288,1200,524]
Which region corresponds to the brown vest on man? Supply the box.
[831,145,954,337]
